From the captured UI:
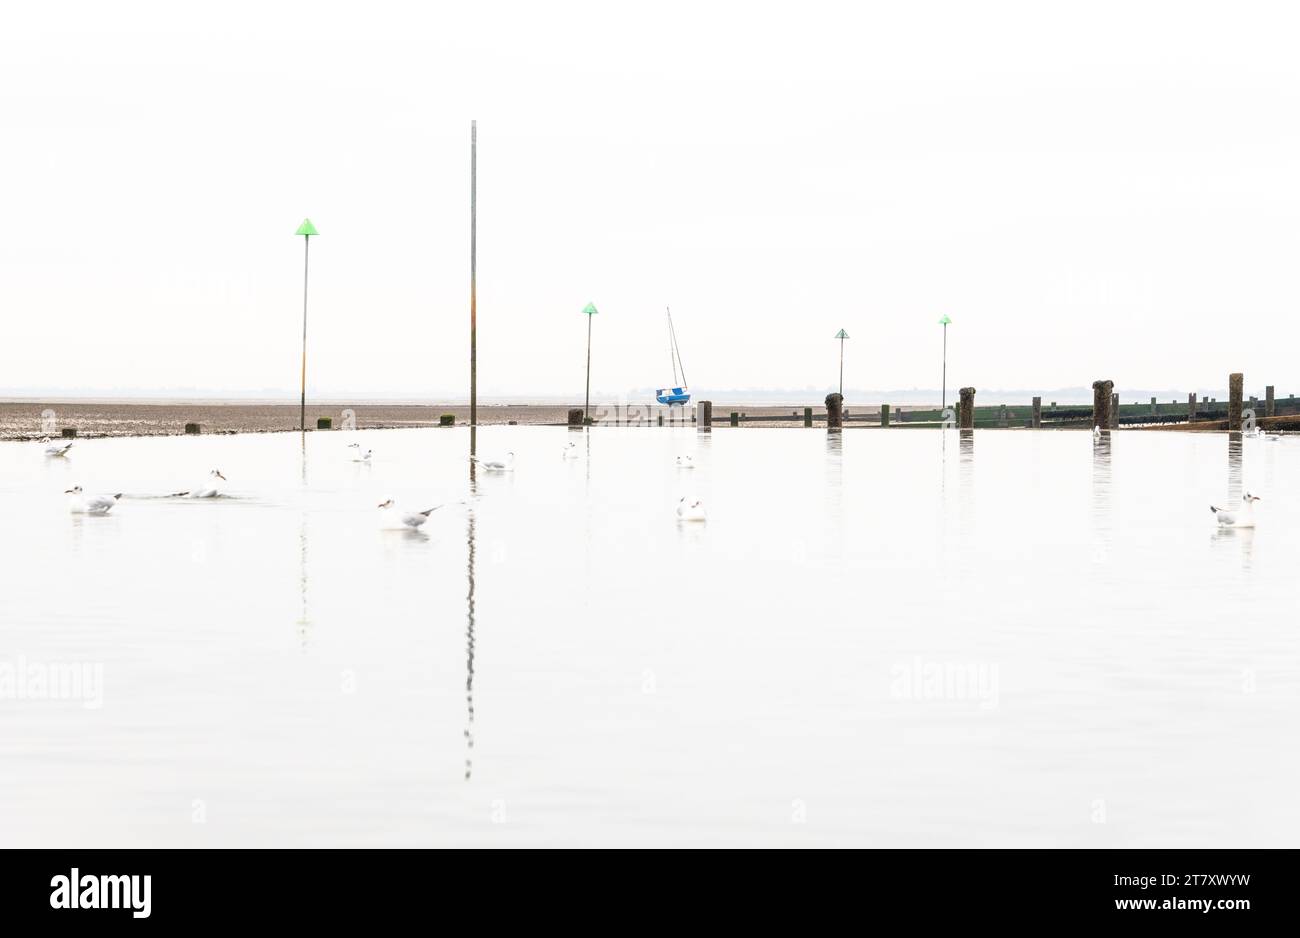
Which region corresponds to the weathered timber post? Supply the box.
[317,417,332,430]
[185,423,201,435]
[1188,393,1197,422]
[959,387,975,429]
[1092,380,1113,430]
[698,401,712,430]
[1228,373,1244,432]
[1266,386,1275,418]
[61,427,77,439]
[1249,396,1258,419]
[1032,396,1042,428]
[997,404,1008,428]
[729,411,739,427]
[1150,396,1158,416]
[1110,394,1119,429]
[825,393,843,430]
[803,406,812,428]
[567,408,583,427]
[880,403,891,427]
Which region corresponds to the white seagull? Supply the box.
[1092,425,1102,439]
[65,486,121,515]
[470,452,515,472]
[1211,492,1261,528]
[348,443,373,463]
[562,442,580,459]
[185,469,227,498]
[377,499,442,530]
[41,436,73,457]
[676,455,696,468]
[676,496,707,522]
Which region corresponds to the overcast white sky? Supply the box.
[2,1,1298,401]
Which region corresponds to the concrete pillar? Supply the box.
[698,400,712,430]
[1032,396,1042,428]
[803,406,812,428]
[1228,372,1243,432]
[567,408,583,427]
[1266,386,1275,418]
[880,403,891,427]
[959,387,975,429]
[1092,380,1113,430]
[825,393,843,430]
[185,423,201,435]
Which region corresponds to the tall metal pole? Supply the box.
[584,313,592,420]
[470,120,477,431]
[941,323,948,414]
[300,235,309,432]
[838,336,845,395]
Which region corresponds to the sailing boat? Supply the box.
[656,306,691,405]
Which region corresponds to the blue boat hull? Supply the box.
[656,387,691,405]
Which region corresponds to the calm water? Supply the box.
[1,427,1297,847]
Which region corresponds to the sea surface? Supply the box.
[1,427,1296,846]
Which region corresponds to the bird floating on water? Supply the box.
[471,452,515,472]
[377,499,441,530]
[676,496,707,522]
[562,442,579,459]
[187,470,227,498]
[65,486,121,515]
[41,437,72,458]
[676,455,695,468]
[348,443,373,463]
[1211,492,1260,528]
[1092,425,1102,439]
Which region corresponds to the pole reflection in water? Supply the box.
[464,432,478,781]
[298,432,310,648]
[1215,432,1254,567]
[1091,433,1112,567]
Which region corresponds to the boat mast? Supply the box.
[667,307,679,387]
[667,306,688,388]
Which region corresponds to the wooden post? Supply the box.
[803,406,812,428]
[997,404,1008,428]
[1110,393,1119,429]
[959,387,975,429]
[567,408,583,427]
[825,393,844,430]
[1266,386,1275,417]
[698,400,712,430]
[61,427,77,439]
[1092,379,1113,430]
[184,423,201,435]
[1032,396,1041,428]
[1188,393,1197,423]
[316,417,332,430]
[730,411,739,427]
[1150,396,1157,416]
[880,403,890,427]
[1228,372,1243,431]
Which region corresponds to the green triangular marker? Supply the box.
[835,329,849,339]
[295,218,319,237]
[582,302,598,315]
[938,314,951,325]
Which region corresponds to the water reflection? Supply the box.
[464,438,478,781]
[1227,433,1243,502]
[1216,433,1253,568]
[298,434,310,648]
[1091,433,1112,566]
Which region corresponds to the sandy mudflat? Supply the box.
[0,399,886,440]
